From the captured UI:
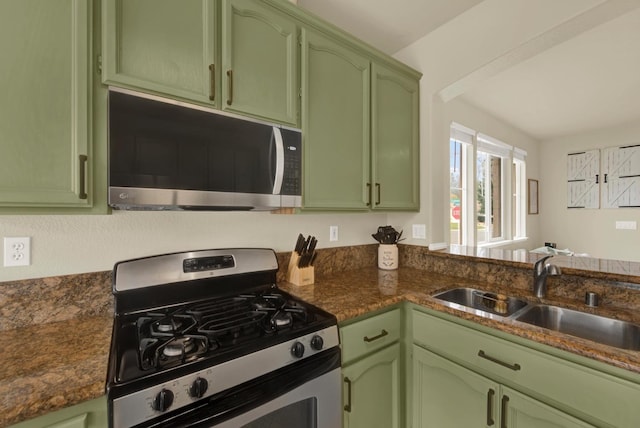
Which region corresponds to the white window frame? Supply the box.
[449,123,527,247]
[513,149,527,240]
[450,124,475,246]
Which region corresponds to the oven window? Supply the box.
[242,398,317,428]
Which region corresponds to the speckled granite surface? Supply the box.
[2,244,640,427]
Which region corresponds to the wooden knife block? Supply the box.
[286,252,314,286]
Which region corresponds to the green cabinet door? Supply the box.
[501,387,596,428]
[0,0,92,208]
[222,0,298,125]
[301,29,371,210]
[413,345,499,428]
[371,63,419,210]
[342,343,401,428]
[102,0,216,104]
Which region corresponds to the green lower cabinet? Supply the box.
[411,307,640,427]
[342,343,401,428]
[9,397,107,428]
[502,387,596,428]
[412,344,499,428]
[412,345,595,428]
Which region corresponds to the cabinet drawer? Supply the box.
[412,310,640,428]
[341,308,401,363]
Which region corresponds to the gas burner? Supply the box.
[270,311,293,330]
[162,337,196,357]
[150,314,196,336]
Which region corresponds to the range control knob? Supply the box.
[189,377,209,399]
[310,335,324,351]
[291,341,305,358]
[151,389,174,412]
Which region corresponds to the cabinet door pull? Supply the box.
[366,182,371,206]
[363,329,388,342]
[375,182,381,205]
[343,377,352,412]
[604,173,608,183]
[595,174,599,184]
[478,350,521,371]
[226,69,233,105]
[79,155,88,200]
[487,389,495,426]
[209,64,215,101]
[501,395,509,428]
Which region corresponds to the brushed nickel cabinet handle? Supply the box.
[226,69,233,105]
[209,64,215,101]
[79,155,88,200]
[375,182,381,205]
[343,377,352,412]
[487,389,495,426]
[501,395,510,428]
[478,350,521,371]
[366,182,371,206]
[363,329,388,342]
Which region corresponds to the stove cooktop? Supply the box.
[113,290,332,384]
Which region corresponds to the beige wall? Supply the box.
[0,211,388,281]
[539,121,640,261]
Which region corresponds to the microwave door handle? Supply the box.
[271,127,285,194]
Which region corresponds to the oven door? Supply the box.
[143,348,341,428]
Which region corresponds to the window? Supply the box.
[449,125,473,245]
[512,150,527,239]
[449,123,527,246]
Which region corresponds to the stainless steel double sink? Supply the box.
[432,287,640,351]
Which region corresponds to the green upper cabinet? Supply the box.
[300,28,420,211]
[0,0,95,209]
[221,0,298,125]
[102,0,216,104]
[371,63,420,210]
[102,0,299,126]
[301,28,371,210]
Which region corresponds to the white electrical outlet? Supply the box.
[329,226,339,242]
[4,237,31,267]
[412,224,426,240]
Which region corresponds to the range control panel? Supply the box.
[183,255,235,273]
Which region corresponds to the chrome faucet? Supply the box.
[533,255,561,298]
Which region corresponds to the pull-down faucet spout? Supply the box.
[533,255,561,298]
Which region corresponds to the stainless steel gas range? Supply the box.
[106,248,341,428]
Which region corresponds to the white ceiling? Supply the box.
[296,0,640,141]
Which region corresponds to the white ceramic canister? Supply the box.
[378,244,398,270]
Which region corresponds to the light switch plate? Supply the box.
[412,224,426,240]
[615,221,637,230]
[329,226,339,241]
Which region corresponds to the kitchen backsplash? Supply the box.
[2,243,640,331]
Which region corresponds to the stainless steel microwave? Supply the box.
[108,89,301,211]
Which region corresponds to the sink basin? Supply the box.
[514,305,640,351]
[433,287,529,318]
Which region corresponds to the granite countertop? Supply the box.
[3,265,640,427]
[279,267,640,374]
[0,315,112,427]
